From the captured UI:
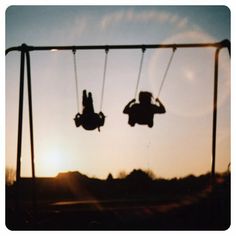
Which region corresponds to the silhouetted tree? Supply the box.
[117,170,127,179]
[5,167,15,186]
[144,169,156,180]
[126,169,153,182]
[107,173,113,182]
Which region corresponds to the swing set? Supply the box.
[71,46,175,130]
[5,40,230,209]
[72,48,108,131]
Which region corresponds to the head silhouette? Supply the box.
[139,91,152,104]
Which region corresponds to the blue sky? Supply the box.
[5,5,230,178]
[6,6,230,46]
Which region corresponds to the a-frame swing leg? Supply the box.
[26,51,37,216]
[15,50,25,211]
[211,48,220,186]
[15,45,36,218]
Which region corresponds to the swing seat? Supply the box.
[74,112,105,130]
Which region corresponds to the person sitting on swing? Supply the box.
[123,91,166,127]
[74,90,105,131]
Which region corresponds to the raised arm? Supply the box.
[123,99,136,114]
[155,98,166,113]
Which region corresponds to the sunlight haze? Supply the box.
[6,6,230,179]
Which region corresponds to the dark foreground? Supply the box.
[6,172,230,230]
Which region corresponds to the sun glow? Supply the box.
[38,148,69,177]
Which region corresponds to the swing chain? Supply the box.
[172,45,177,53]
[142,46,146,53]
[100,48,109,111]
[134,47,146,99]
[157,47,177,98]
[105,46,109,54]
[72,48,80,112]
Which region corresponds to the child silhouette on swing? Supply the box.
[74,90,105,131]
[123,91,166,127]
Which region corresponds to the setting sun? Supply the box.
[38,148,69,177]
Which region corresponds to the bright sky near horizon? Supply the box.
[5,5,230,179]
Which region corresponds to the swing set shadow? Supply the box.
[5,39,230,212]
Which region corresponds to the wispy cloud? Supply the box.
[72,16,88,38]
[100,9,189,30]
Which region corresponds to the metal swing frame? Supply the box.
[5,39,230,209]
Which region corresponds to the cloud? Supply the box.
[68,16,88,40]
[100,9,189,30]
[176,17,188,28]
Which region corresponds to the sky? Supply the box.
[5,5,230,179]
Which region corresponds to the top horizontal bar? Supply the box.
[5,39,230,55]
